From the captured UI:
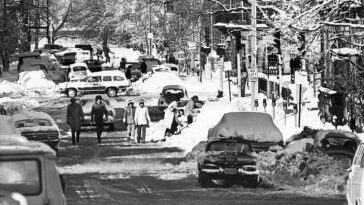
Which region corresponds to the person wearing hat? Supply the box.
[123,99,136,142]
[91,95,108,143]
[67,98,84,144]
[134,99,151,143]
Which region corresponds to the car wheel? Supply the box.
[198,172,213,188]
[109,123,115,131]
[67,89,77,98]
[107,88,117,98]
[245,176,258,188]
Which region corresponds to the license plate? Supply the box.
[224,168,237,175]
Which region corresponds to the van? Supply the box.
[0,135,66,205]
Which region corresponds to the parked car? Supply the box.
[55,51,77,66]
[0,135,66,205]
[152,63,178,73]
[13,111,61,155]
[67,62,91,81]
[17,52,42,73]
[80,98,116,130]
[197,137,260,188]
[125,62,142,82]
[158,85,189,111]
[84,59,105,72]
[137,55,161,73]
[207,112,284,152]
[57,70,131,98]
[346,142,364,205]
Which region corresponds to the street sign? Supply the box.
[224,61,232,71]
[248,69,258,80]
[147,33,153,39]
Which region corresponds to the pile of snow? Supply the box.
[0,80,23,95]
[150,102,240,153]
[0,116,19,135]
[17,70,56,91]
[0,97,39,114]
[134,72,185,94]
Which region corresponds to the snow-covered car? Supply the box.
[67,62,91,81]
[13,111,61,155]
[17,69,56,90]
[80,98,116,130]
[197,137,259,188]
[75,49,91,63]
[158,85,189,111]
[207,112,284,152]
[0,135,66,205]
[57,70,131,98]
[152,63,178,73]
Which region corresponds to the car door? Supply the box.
[84,76,102,94]
[347,144,364,205]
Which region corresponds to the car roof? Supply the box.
[0,135,56,157]
[162,85,186,90]
[88,70,126,77]
[13,111,55,124]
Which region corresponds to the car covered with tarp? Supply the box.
[207,112,284,152]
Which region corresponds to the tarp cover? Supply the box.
[207,112,283,143]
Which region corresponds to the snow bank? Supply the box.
[160,102,240,153]
[0,97,39,114]
[17,70,56,92]
[0,116,19,135]
[134,72,184,94]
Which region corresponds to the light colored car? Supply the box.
[0,135,66,205]
[346,142,364,205]
[68,62,91,81]
[13,111,61,156]
[57,70,131,98]
[158,85,189,111]
[80,98,116,130]
[75,49,91,63]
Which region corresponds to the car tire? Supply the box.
[109,123,114,131]
[107,88,117,98]
[198,172,213,188]
[245,176,258,188]
[67,88,77,98]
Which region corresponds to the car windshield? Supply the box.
[0,160,41,195]
[73,66,86,72]
[15,119,52,128]
[207,141,252,155]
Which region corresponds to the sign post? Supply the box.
[224,61,232,101]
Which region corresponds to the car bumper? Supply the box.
[200,167,259,177]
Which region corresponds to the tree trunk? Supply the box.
[1,50,10,72]
[103,27,109,48]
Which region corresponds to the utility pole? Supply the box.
[149,0,152,56]
[250,0,258,110]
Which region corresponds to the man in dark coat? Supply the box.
[125,65,132,80]
[120,57,127,71]
[67,98,84,144]
[103,46,114,63]
[140,59,147,74]
[0,105,7,115]
[91,95,108,143]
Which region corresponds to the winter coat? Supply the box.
[0,108,7,115]
[163,101,178,129]
[120,61,126,70]
[134,106,151,126]
[184,99,196,116]
[123,107,136,125]
[67,102,84,130]
[125,67,131,79]
[91,102,108,126]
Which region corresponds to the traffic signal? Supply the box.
[273,30,281,54]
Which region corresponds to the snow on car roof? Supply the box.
[88,70,126,77]
[0,135,56,156]
[207,112,283,143]
[0,116,20,135]
[13,111,55,124]
[70,62,88,68]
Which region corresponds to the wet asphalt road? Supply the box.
[33,96,346,205]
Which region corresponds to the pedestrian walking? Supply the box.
[96,48,103,60]
[120,57,127,71]
[91,95,108,143]
[134,99,151,143]
[140,59,147,74]
[0,105,7,115]
[123,99,136,142]
[103,46,114,63]
[67,98,84,144]
[163,101,181,136]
